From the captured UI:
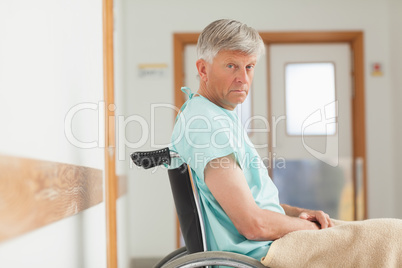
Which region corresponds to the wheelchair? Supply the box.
[131,148,266,268]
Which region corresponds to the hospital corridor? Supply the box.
[1,0,402,267]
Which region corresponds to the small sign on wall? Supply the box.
[138,63,168,79]
[371,62,383,77]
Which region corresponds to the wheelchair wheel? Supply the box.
[153,247,188,268]
[162,251,265,268]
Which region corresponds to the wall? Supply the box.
[114,0,130,267]
[0,1,106,267]
[121,0,401,258]
[389,0,402,219]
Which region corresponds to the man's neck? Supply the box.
[197,82,236,111]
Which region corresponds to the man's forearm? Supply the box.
[250,208,320,241]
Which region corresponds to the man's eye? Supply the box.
[227,64,234,68]
[246,65,254,70]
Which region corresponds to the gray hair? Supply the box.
[197,19,265,63]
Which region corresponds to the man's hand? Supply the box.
[281,204,334,229]
[298,210,334,229]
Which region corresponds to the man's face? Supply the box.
[198,50,257,110]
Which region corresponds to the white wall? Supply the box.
[0,1,106,267]
[114,0,130,267]
[389,0,402,219]
[121,0,401,258]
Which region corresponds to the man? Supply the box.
[171,19,333,261]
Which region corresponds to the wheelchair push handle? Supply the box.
[130,147,179,169]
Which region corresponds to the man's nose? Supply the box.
[235,68,249,83]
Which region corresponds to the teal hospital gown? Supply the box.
[170,90,285,261]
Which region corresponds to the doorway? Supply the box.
[269,43,353,220]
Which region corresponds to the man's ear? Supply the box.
[196,59,208,82]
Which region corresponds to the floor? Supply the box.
[130,257,162,268]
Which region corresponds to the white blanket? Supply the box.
[261,219,402,268]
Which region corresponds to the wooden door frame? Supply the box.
[103,0,118,267]
[173,31,367,247]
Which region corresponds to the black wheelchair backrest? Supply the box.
[131,148,205,254]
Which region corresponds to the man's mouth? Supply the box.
[231,89,246,93]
